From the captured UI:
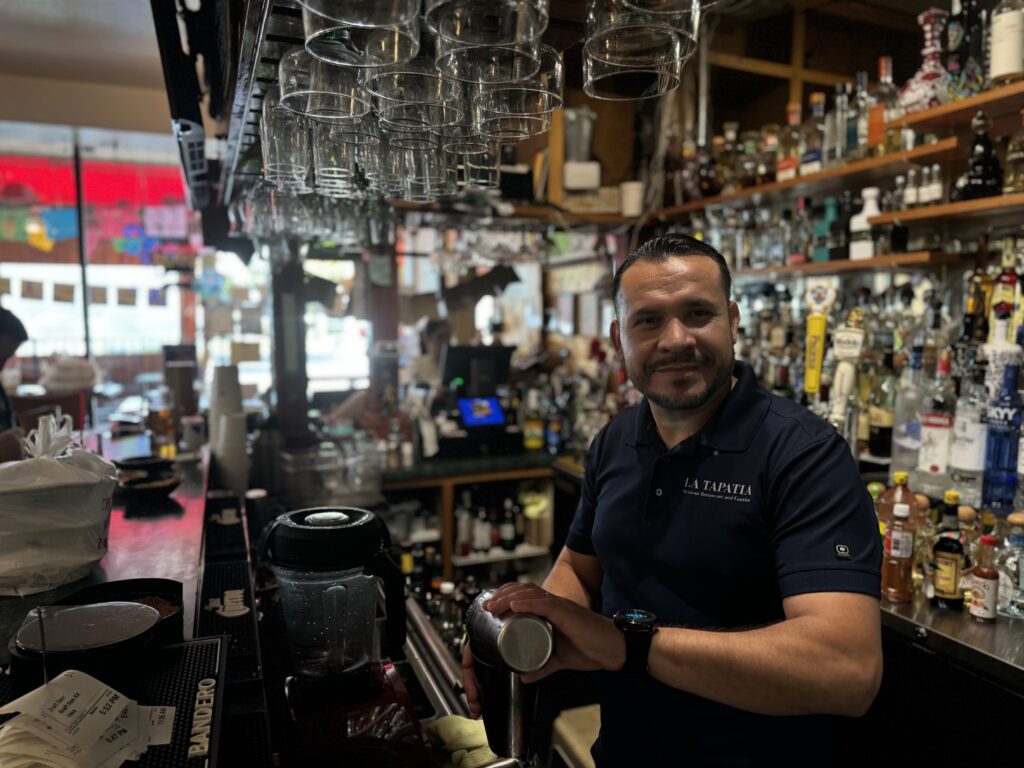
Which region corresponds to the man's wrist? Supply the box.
[606,618,627,672]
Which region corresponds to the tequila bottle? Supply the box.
[982,362,1023,518]
[951,111,1004,201]
[776,102,803,182]
[899,7,950,114]
[800,92,826,176]
[1004,108,1024,194]
[869,351,898,459]
[996,512,1024,618]
[989,0,1024,87]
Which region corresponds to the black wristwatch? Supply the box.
[613,609,658,674]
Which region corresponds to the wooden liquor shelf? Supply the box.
[732,250,967,280]
[654,137,960,219]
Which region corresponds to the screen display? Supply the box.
[457,397,506,427]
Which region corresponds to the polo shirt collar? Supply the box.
[628,361,770,453]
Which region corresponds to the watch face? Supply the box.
[615,609,657,630]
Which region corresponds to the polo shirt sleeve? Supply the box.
[565,428,604,556]
[769,432,882,599]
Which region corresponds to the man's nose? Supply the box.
[658,317,695,350]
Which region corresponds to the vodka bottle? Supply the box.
[950,363,988,508]
[982,363,1023,517]
[891,345,926,481]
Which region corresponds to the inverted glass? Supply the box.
[303,4,419,68]
[425,0,549,46]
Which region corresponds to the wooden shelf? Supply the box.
[732,250,966,280]
[452,543,550,567]
[868,193,1024,228]
[389,199,634,227]
[885,81,1024,134]
[655,137,959,219]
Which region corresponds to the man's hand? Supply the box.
[0,428,23,464]
[485,583,625,684]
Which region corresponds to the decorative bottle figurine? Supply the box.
[950,111,1004,201]
[899,7,950,114]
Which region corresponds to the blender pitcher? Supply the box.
[265,507,406,679]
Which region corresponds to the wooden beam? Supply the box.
[789,8,806,106]
[708,51,851,88]
[805,0,920,34]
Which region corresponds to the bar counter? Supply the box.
[0,443,207,665]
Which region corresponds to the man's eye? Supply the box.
[636,317,659,326]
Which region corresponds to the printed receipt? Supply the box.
[0,670,175,768]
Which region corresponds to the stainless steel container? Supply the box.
[466,590,552,762]
[465,590,553,674]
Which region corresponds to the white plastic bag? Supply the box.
[0,414,117,596]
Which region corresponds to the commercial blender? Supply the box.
[265,507,430,767]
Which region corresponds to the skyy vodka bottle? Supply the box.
[983,363,1023,518]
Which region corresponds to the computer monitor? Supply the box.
[440,345,514,397]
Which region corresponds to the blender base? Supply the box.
[284,660,431,767]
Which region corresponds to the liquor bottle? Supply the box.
[982,362,1023,517]
[970,535,1000,622]
[759,124,779,184]
[473,506,492,554]
[776,102,803,182]
[828,190,853,261]
[736,131,760,188]
[982,313,1021,398]
[950,111,1004,201]
[918,166,932,206]
[899,7,951,115]
[851,70,872,161]
[927,163,944,204]
[824,83,849,168]
[989,0,1024,87]
[913,352,956,499]
[799,92,826,176]
[719,122,739,193]
[849,187,879,261]
[892,346,926,479]
[545,400,564,455]
[946,0,986,99]
[950,363,988,507]
[904,168,919,208]
[522,389,545,452]
[931,489,970,610]
[892,174,907,211]
[869,351,898,458]
[949,308,982,396]
[882,502,916,603]
[1004,109,1024,194]
[959,506,981,565]
[868,55,901,155]
[812,197,837,263]
[996,512,1024,618]
[499,498,517,552]
[456,490,473,557]
[787,197,813,264]
[913,294,947,379]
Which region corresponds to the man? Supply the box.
[0,307,27,462]
[463,234,882,765]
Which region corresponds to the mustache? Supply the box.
[645,352,710,372]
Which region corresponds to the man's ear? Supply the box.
[611,318,622,357]
[729,300,740,345]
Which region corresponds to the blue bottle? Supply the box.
[982,363,1022,517]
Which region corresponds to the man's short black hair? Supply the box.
[612,234,732,316]
[0,307,27,343]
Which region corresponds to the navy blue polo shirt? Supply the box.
[566,361,881,766]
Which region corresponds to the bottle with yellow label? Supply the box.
[931,489,971,610]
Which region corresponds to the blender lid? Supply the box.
[267,507,390,570]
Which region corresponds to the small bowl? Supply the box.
[114,455,174,475]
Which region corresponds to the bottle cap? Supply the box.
[957,506,977,523]
[944,489,960,505]
[893,471,909,484]
[893,503,911,519]
[440,581,455,595]
[1007,512,1024,526]
[980,534,997,547]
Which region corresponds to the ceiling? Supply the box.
[0,0,164,89]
